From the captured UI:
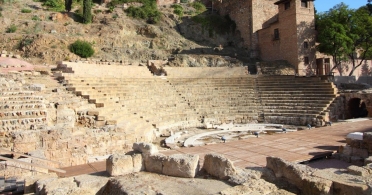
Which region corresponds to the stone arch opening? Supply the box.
[348,98,368,118]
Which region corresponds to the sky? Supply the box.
[314,0,368,13]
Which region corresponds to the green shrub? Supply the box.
[32,15,41,21]
[19,38,34,48]
[171,4,183,17]
[21,8,32,13]
[42,0,65,11]
[6,25,17,33]
[180,0,188,3]
[190,1,205,14]
[173,8,183,17]
[69,40,94,58]
[109,0,161,24]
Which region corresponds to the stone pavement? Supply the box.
[58,119,372,177]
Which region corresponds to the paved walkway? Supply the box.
[58,119,372,177]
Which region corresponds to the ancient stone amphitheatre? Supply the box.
[0,0,372,194]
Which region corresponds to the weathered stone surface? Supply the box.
[339,145,352,156]
[24,173,57,194]
[352,148,369,158]
[56,108,75,128]
[221,178,296,195]
[36,177,78,195]
[266,156,332,194]
[301,176,333,195]
[144,153,167,174]
[203,153,236,180]
[365,156,372,165]
[347,165,371,177]
[351,156,365,166]
[313,168,372,195]
[106,154,133,176]
[162,154,199,178]
[74,174,109,193]
[132,142,159,155]
[132,153,145,172]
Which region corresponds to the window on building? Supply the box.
[285,2,290,10]
[301,1,308,8]
[304,57,309,64]
[274,29,280,40]
[304,42,309,49]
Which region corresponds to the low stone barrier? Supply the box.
[336,132,372,166]
[107,142,199,178]
[202,153,236,180]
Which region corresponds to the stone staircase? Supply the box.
[256,75,338,126]
[0,176,24,194]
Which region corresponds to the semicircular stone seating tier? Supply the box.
[59,62,338,144]
[0,77,48,134]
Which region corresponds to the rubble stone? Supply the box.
[203,153,236,180]
[132,142,159,155]
[106,154,133,176]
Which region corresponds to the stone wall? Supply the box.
[213,0,277,53]
[336,132,372,166]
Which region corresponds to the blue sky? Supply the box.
[314,0,368,13]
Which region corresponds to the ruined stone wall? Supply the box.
[213,0,252,49]
[213,0,277,52]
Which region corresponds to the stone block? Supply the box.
[87,111,99,116]
[352,148,369,158]
[350,156,364,166]
[365,156,372,165]
[144,154,167,174]
[339,145,352,156]
[74,174,109,193]
[203,153,236,180]
[106,154,133,176]
[57,108,75,128]
[302,176,333,195]
[132,153,145,172]
[363,132,372,143]
[349,139,363,148]
[162,154,199,178]
[340,154,351,163]
[132,142,158,155]
[347,165,371,177]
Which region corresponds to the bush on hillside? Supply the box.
[171,4,183,17]
[42,0,65,11]
[108,0,161,24]
[6,25,17,33]
[190,1,205,14]
[69,40,94,58]
[21,8,32,13]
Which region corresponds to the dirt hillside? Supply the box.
[0,0,247,66]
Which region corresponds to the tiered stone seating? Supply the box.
[164,67,248,78]
[256,75,338,125]
[167,77,259,124]
[0,78,47,132]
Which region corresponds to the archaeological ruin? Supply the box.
[0,0,372,194]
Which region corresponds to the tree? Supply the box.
[368,0,372,15]
[347,6,372,76]
[65,0,72,12]
[83,0,92,24]
[316,3,353,75]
